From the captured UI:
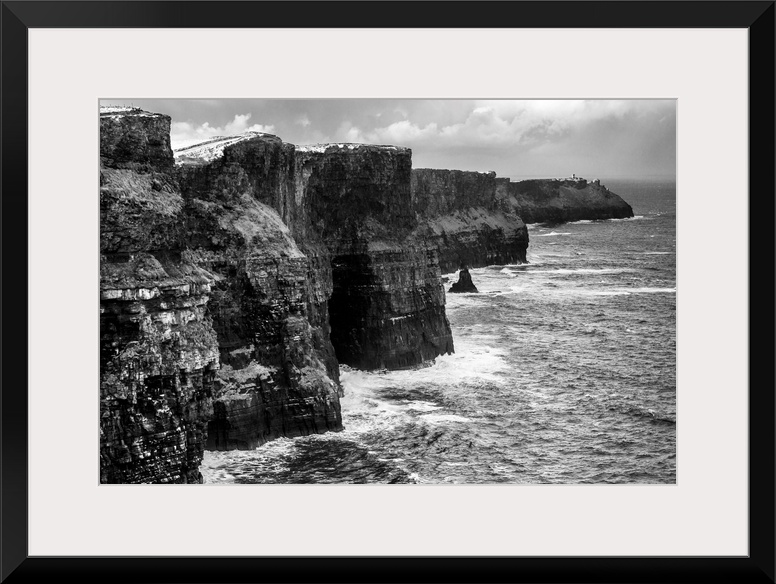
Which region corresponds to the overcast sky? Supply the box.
[100,99,676,179]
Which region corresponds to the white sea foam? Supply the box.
[548,286,675,297]
[200,437,300,483]
[528,268,631,275]
[340,338,510,406]
[420,414,471,424]
[535,231,572,237]
[580,290,632,296]
[477,286,523,297]
[200,463,237,484]
[626,287,676,294]
[406,401,443,412]
[336,345,502,438]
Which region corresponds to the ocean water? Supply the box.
[201,178,676,484]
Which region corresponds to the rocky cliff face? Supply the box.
[100,108,175,171]
[410,170,634,270]
[411,169,529,273]
[294,145,454,370]
[177,138,342,451]
[100,110,219,483]
[505,178,634,224]
[100,108,634,482]
[100,111,342,482]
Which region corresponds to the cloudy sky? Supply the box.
[100,99,675,179]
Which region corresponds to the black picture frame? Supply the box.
[2,2,773,582]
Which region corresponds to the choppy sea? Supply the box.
[202,178,676,484]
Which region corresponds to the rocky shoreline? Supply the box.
[99,108,633,483]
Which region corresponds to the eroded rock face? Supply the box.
[328,243,454,369]
[294,145,454,370]
[176,137,344,451]
[100,115,219,483]
[506,178,634,224]
[100,255,219,483]
[100,116,343,480]
[100,109,174,171]
[411,169,529,273]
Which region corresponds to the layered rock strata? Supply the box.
[411,169,529,273]
[177,139,343,450]
[100,110,219,483]
[100,111,342,482]
[294,145,454,370]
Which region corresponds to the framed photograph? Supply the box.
[2,1,773,582]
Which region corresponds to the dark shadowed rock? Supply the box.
[100,108,174,171]
[294,144,454,370]
[449,268,479,293]
[505,178,634,224]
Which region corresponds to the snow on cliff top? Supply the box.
[173,132,273,165]
[100,106,163,118]
[174,134,408,165]
[295,143,405,153]
[100,106,136,114]
[414,167,496,176]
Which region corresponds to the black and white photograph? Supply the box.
[99,98,677,485]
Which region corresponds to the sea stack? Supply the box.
[449,268,479,293]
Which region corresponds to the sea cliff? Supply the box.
[411,169,529,272]
[294,144,454,370]
[100,112,343,482]
[100,108,633,483]
[100,110,219,483]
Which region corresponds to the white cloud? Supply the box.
[331,100,672,153]
[367,120,439,144]
[170,113,275,149]
[344,126,363,142]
